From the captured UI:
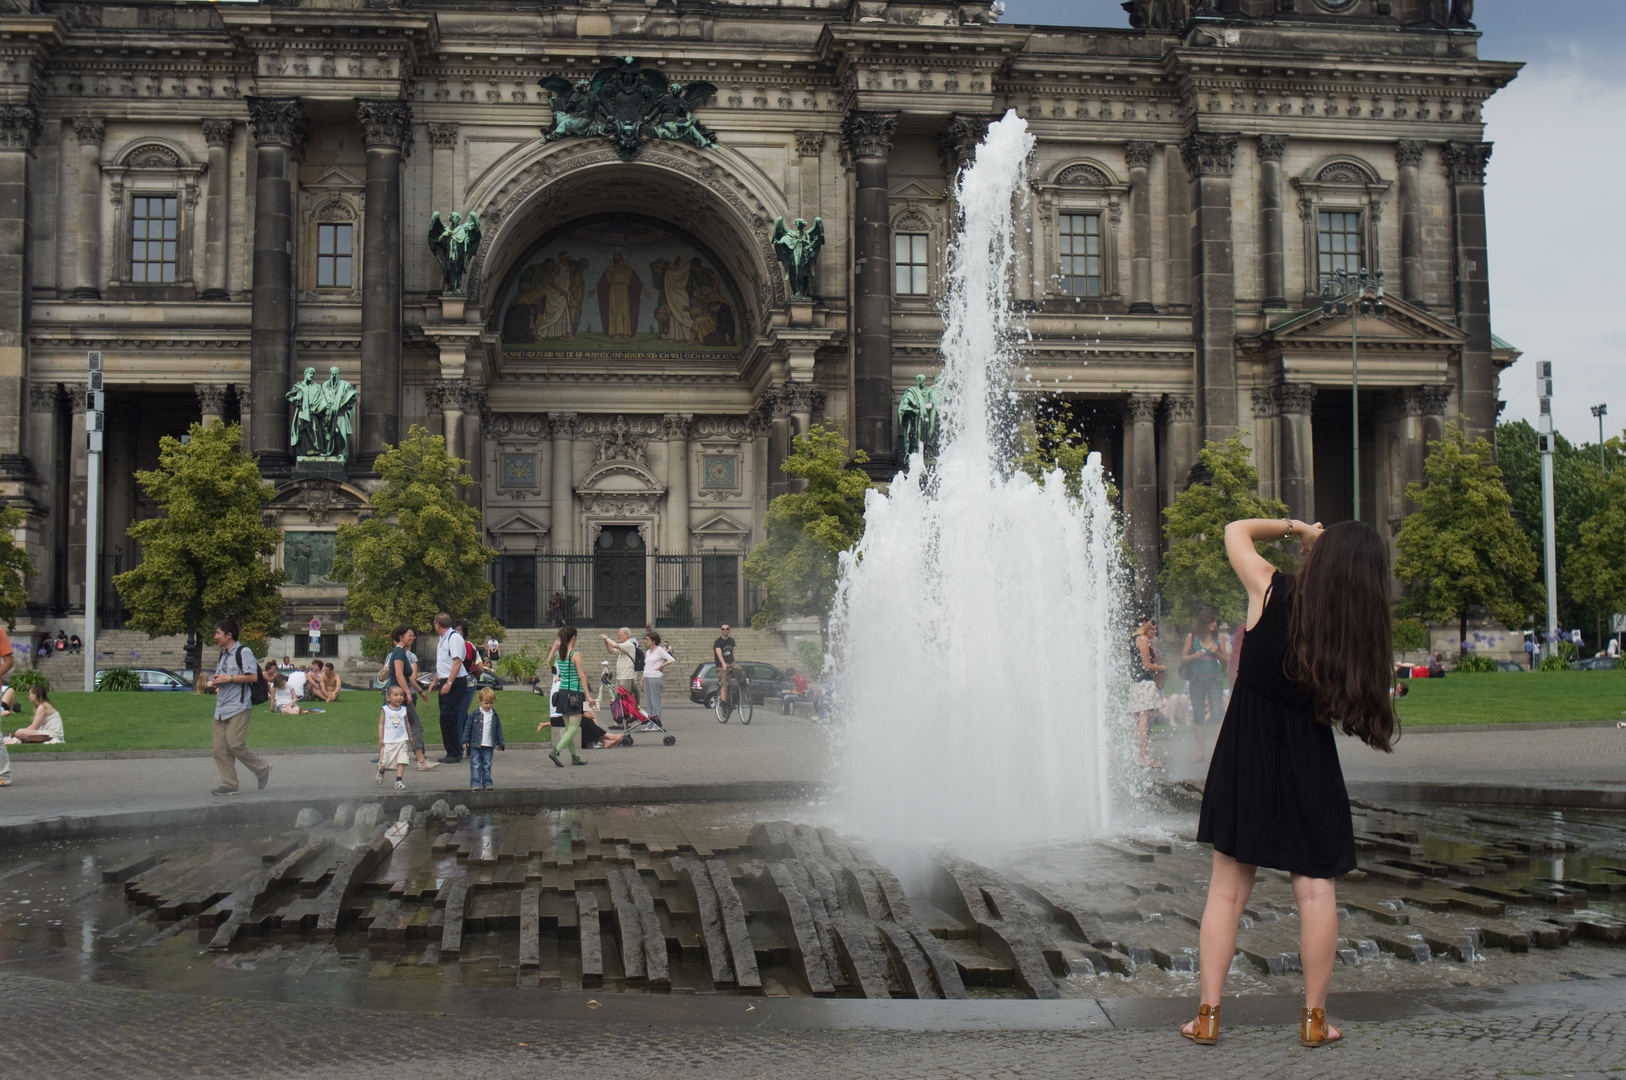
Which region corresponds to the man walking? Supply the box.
[601,627,640,706]
[427,613,469,764]
[713,623,736,717]
[208,618,270,796]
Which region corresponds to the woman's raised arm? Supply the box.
[1225,518,1322,630]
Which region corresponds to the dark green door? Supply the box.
[594,526,646,627]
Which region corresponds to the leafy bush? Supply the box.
[7,668,48,695]
[96,667,143,692]
[495,644,542,685]
[359,626,392,664]
[1539,652,1572,672]
[1392,618,1428,655]
[664,593,694,622]
[1454,652,1499,674]
[795,638,826,679]
[240,628,269,659]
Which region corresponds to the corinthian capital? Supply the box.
[427,122,460,150]
[1123,140,1158,170]
[1274,382,1316,415]
[246,97,307,149]
[1256,134,1287,163]
[1394,139,1426,168]
[0,103,41,151]
[1123,393,1160,424]
[1442,140,1492,185]
[72,116,105,147]
[662,414,695,441]
[356,99,413,153]
[843,110,899,161]
[202,120,235,148]
[939,113,994,168]
[1181,131,1239,179]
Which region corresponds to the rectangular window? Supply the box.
[1058,213,1101,296]
[317,223,354,288]
[893,232,929,295]
[1317,210,1363,278]
[130,196,178,284]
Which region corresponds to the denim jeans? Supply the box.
[1188,675,1227,727]
[438,682,472,760]
[468,745,494,788]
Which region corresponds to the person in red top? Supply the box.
[779,667,811,714]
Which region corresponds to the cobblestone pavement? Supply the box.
[1,972,1621,1080]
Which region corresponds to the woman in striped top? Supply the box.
[549,625,590,767]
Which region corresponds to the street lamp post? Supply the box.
[1537,362,1559,659]
[1592,403,1608,467]
[1320,268,1387,523]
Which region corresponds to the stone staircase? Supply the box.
[500,626,803,678]
[22,630,191,687]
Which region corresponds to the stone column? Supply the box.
[763,385,792,502]
[1443,140,1496,439]
[1257,134,1287,308]
[70,117,104,300]
[246,98,305,473]
[462,387,485,512]
[1251,386,1280,503]
[1418,383,1452,447]
[24,382,61,609]
[1125,140,1157,314]
[786,382,825,493]
[434,379,466,470]
[195,383,228,426]
[843,110,899,471]
[64,383,88,613]
[1163,145,1190,309]
[663,414,692,554]
[0,103,40,496]
[1395,387,1428,514]
[1124,393,1160,595]
[1276,382,1317,522]
[200,120,235,302]
[1160,393,1196,507]
[1182,132,1241,445]
[1395,140,1426,307]
[233,384,251,452]
[550,412,577,552]
[356,100,412,468]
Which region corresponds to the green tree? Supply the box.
[744,424,871,630]
[1016,417,1092,501]
[1565,435,1626,623]
[1394,422,1543,650]
[0,506,37,630]
[1160,438,1294,628]
[113,421,285,683]
[330,426,496,637]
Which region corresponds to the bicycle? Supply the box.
[715,670,752,725]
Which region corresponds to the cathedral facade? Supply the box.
[0,0,1519,639]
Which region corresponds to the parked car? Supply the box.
[1571,656,1616,671]
[94,667,190,691]
[1495,660,1526,672]
[688,661,794,709]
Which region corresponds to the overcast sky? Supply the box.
[1003,0,1626,445]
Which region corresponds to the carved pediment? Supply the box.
[489,511,549,550]
[269,478,370,525]
[578,459,665,495]
[1265,297,1466,347]
[693,512,748,537]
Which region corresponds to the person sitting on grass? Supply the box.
[318,659,342,701]
[271,675,321,715]
[5,685,65,744]
[0,683,14,717]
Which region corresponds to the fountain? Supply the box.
[829,111,1125,855]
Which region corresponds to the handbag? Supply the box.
[552,689,586,714]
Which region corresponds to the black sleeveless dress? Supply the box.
[1196,572,1356,878]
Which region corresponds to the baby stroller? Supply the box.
[612,684,676,746]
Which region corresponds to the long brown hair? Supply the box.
[1287,520,1398,752]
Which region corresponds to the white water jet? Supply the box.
[828,111,1125,856]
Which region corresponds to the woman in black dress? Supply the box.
[1181,517,1397,1049]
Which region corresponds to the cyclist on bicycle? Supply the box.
[713,624,736,718]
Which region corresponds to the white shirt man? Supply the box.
[285,666,308,700]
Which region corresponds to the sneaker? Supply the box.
[211,786,239,796]
[470,784,480,791]
[375,769,384,785]
[439,756,461,764]
[416,760,441,771]
[258,766,271,791]
[394,779,405,790]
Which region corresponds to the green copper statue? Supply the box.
[772,216,824,301]
[898,374,941,459]
[428,210,482,296]
[286,365,358,462]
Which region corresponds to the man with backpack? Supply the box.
[428,613,470,764]
[208,618,271,796]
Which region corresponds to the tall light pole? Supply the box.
[1592,403,1608,467]
[1537,362,1559,658]
[1320,267,1387,523]
[84,351,104,692]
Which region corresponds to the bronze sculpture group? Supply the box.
[286,366,359,463]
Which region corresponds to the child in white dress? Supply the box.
[377,685,411,789]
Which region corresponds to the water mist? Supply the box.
[827,111,1125,856]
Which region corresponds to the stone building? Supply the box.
[0,0,1519,642]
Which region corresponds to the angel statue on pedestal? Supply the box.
[428,210,482,296]
[772,215,824,301]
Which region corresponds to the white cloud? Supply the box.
[1484,68,1626,443]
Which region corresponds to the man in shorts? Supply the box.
[713,624,736,716]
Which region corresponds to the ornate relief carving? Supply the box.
[487,413,547,440]
[842,110,899,160]
[782,381,826,415]
[1251,386,1279,419]
[246,97,307,149]
[28,382,61,412]
[793,131,824,158]
[1443,140,1492,185]
[549,411,579,439]
[422,381,446,412]
[427,123,460,150]
[201,120,234,148]
[693,415,758,442]
[72,116,105,146]
[0,103,40,151]
[1274,382,1316,415]
[576,414,663,468]
[194,383,229,414]
[1394,140,1425,168]
[1315,161,1372,185]
[1123,393,1159,423]
[355,99,412,153]
[1256,134,1287,163]
[1180,132,1239,179]
[1055,163,1110,187]
[938,113,993,169]
[662,414,695,440]
[1123,140,1157,170]
[234,384,251,412]
[1162,393,1195,423]
[1416,384,1452,416]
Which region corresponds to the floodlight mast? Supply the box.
[1537,361,1558,659]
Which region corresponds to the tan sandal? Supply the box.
[1300,1006,1342,1047]
[1180,1003,1219,1046]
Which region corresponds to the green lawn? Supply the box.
[4,688,555,754]
[1395,668,1626,726]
